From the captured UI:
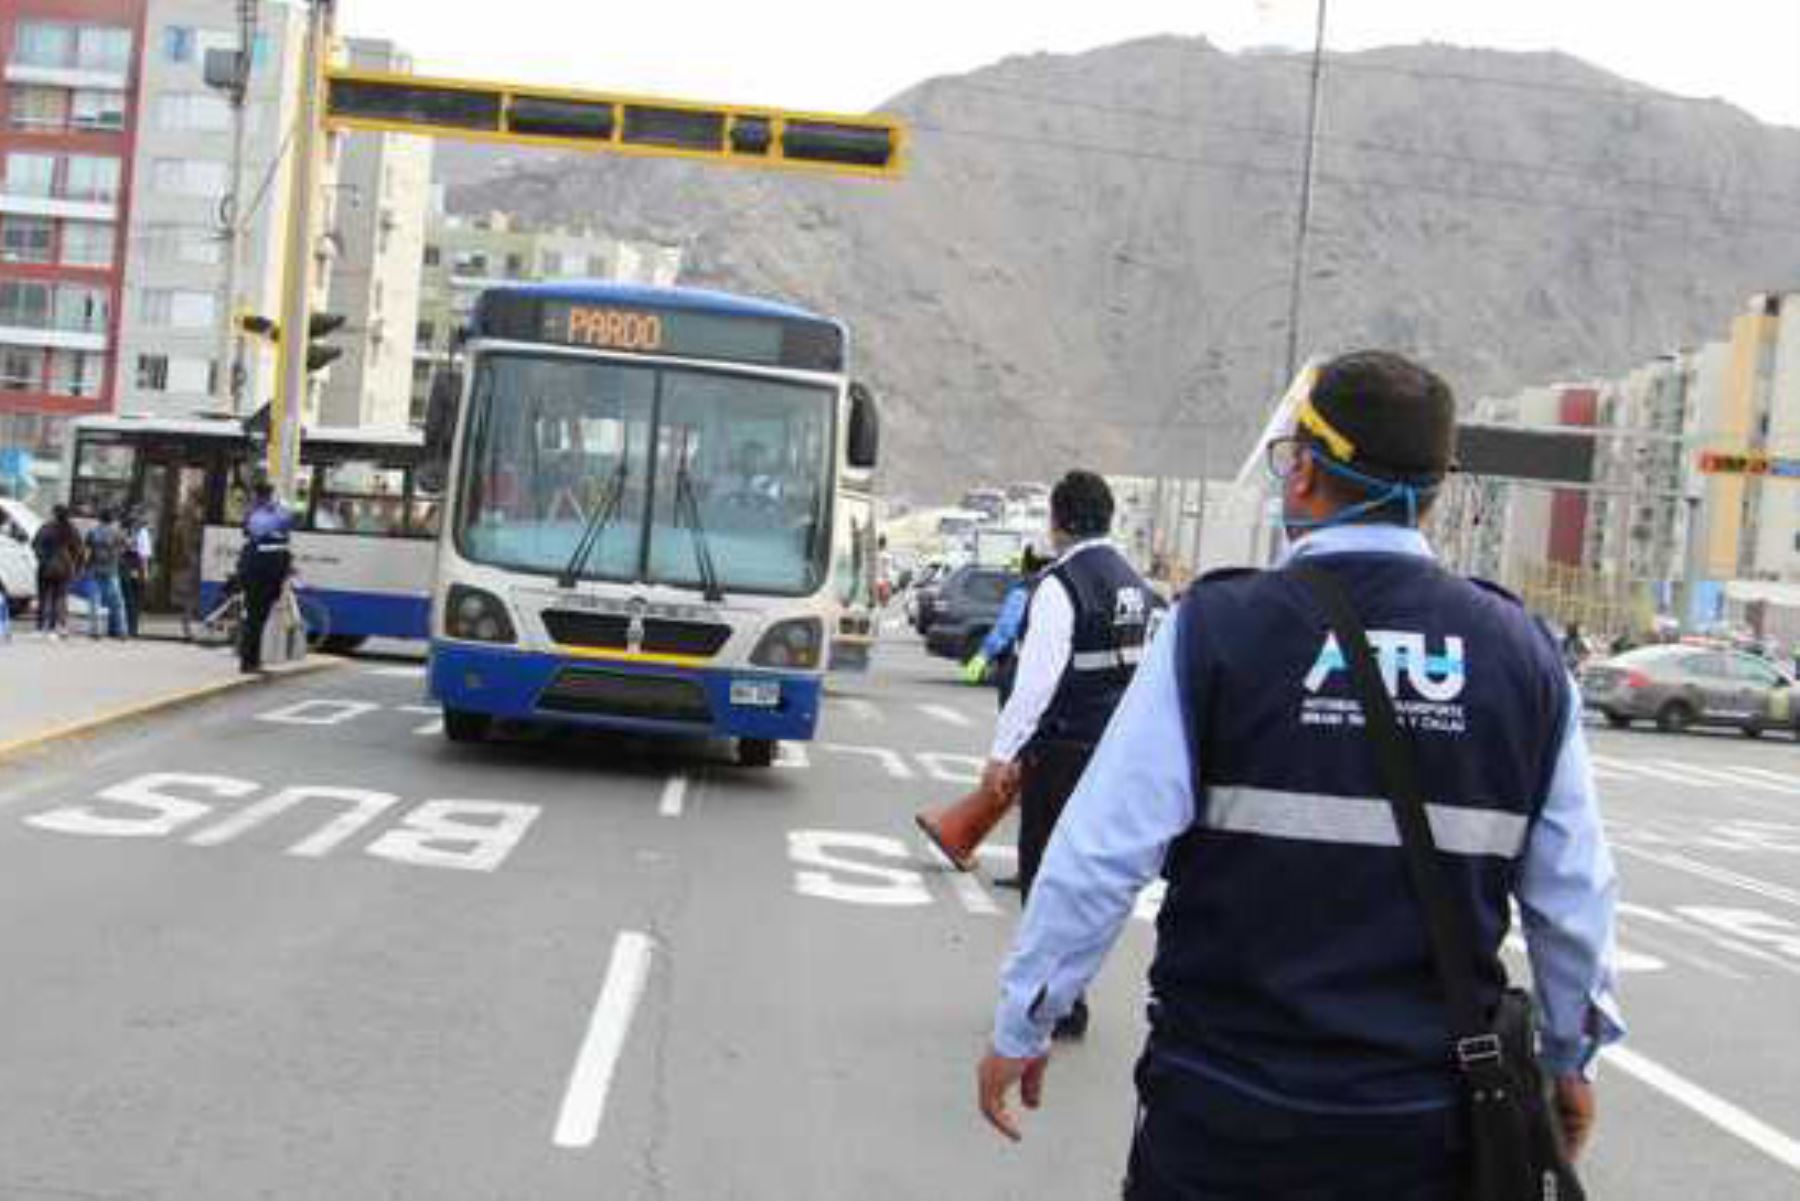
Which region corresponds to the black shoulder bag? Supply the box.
[1290,562,1585,1201]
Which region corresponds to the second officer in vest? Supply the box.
[978,469,1158,1040]
[976,352,1623,1197]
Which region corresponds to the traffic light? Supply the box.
[305,312,347,373]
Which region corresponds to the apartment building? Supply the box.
[0,0,143,492]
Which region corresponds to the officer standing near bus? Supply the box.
[237,480,294,673]
[976,352,1622,1198]
[977,469,1157,1039]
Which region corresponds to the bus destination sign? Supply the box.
[1698,450,1800,479]
[561,306,665,353]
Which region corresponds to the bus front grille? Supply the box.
[543,611,732,657]
[537,668,713,724]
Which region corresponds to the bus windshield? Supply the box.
[455,352,835,596]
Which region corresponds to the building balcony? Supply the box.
[4,62,129,92]
[0,325,108,353]
[0,191,116,223]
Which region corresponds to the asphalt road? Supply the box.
[0,636,1794,1199]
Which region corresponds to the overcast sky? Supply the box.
[340,0,1800,129]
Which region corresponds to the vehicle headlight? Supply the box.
[750,617,824,669]
[444,584,517,644]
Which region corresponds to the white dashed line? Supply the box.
[1606,1045,1800,1175]
[658,775,688,818]
[553,931,655,1149]
[367,665,426,679]
[918,703,972,728]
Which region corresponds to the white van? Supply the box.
[0,498,41,616]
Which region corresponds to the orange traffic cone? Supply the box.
[915,783,1017,872]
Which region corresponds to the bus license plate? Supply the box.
[730,679,781,708]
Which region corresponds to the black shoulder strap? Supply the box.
[1288,561,1491,1049]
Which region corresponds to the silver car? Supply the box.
[1582,643,1799,738]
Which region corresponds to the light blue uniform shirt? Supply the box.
[992,524,1625,1092]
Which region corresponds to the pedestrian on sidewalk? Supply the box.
[31,504,83,638]
[121,506,153,638]
[236,481,293,673]
[977,351,1622,1200]
[82,508,129,641]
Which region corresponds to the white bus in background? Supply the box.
[64,416,438,649]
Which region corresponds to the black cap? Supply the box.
[1297,350,1456,483]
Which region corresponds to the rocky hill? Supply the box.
[445,37,1800,499]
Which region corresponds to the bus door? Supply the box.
[136,449,215,614]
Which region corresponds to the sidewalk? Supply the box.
[0,633,337,763]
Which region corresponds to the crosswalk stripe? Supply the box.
[1719,766,1800,795]
[840,698,881,723]
[1645,761,1761,787]
[1591,758,1713,786]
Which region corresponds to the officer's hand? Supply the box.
[978,1050,1049,1142]
[980,759,1021,802]
[961,654,989,685]
[1554,1074,1597,1160]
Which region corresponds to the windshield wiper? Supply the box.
[557,459,629,590]
[672,443,725,603]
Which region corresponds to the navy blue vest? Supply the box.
[1153,553,1568,1109]
[1025,544,1158,749]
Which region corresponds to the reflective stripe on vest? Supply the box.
[1205,785,1530,859]
[1070,646,1144,672]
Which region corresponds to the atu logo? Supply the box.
[1304,630,1467,702]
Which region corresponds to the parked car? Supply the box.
[0,498,40,617]
[922,564,1016,662]
[904,560,951,633]
[1582,643,1798,738]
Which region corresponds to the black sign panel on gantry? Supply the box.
[323,70,905,179]
[1455,425,1598,485]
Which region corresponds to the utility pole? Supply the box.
[270,0,332,492]
[206,1,257,411]
[1281,0,1329,386]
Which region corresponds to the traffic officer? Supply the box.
[237,480,294,674]
[977,469,1158,1039]
[976,351,1623,1197]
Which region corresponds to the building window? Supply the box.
[0,347,42,392]
[140,225,220,265]
[163,26,196,63]
[151,158,229,197]
[48,350,102,398]
[76,27,133,74]
[157,93,232,133]
[71,89,128,131]
[140,289,216,329]
[8,86,68,131]
[416,320,436,345]
[0,281,52,329]
[422,244,441,267]
[64,156,121,203]
[136,354,169,391]
[54,285,108,333]
[505,253,525,279]
[60,221,115,268]
[13,22,74,69]
[3,153,56,198]
[1,216,55,264]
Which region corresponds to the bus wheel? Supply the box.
[443,709,491,744]
[738,738,777,768]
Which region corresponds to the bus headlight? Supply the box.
[750,617,824,670]
[445,584,517,644]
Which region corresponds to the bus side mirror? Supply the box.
[419,369,462,492]
[848,382,880,470]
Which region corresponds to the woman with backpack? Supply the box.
[31,505,83,639]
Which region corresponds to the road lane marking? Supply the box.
[658,775,687,818]
[1615,844,1800,911]
[1720,766,1800,795]
[775,742,810,769]
[401,704,444,737]
[367,665,426,679]
[819,743,916,780]
[553,931,655,1150]
[918,703,972,728]
[1645,761,1762,787]
[256,698,382,726]
[946,867,1002,915]
[840,698,881,722]
[1605,1045,1800,1174]
[1590,757,1715,787]
[917,751,982,784]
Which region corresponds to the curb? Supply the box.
[0,654,347,766]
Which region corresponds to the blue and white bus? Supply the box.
[65,415,438,648]
[423,282,880,764]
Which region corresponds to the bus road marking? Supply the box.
[553,931,655,1150]
[818,743,916,780]
[1605,1045,1800,1175]
[256,699,382,727]
[918,704,972,728]
[775,742,810,769]
[401,704,444,737]
[658,775,688,819]
[839,698,881,723]
[367,665,427,679]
